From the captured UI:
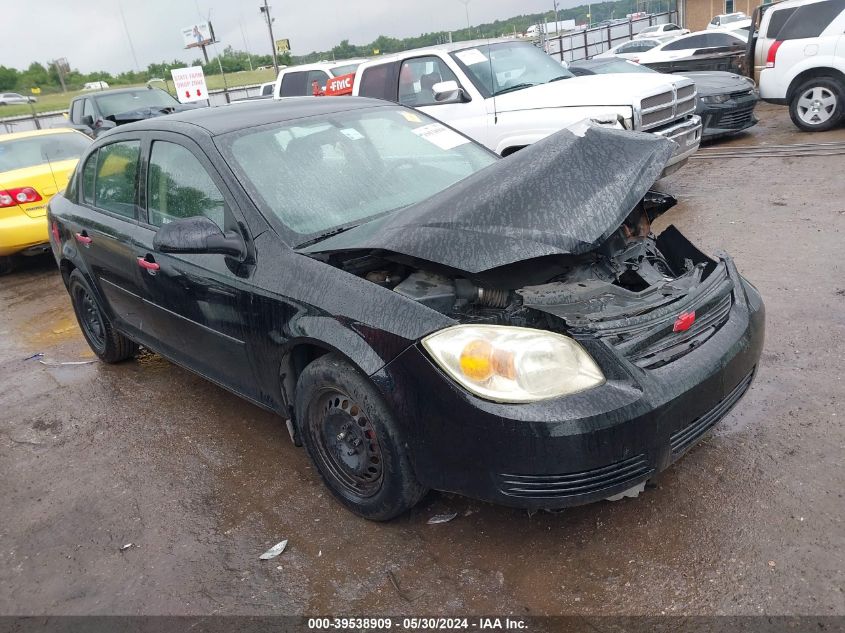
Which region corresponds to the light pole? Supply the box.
[260,0,279,75]
[553,0,560,28]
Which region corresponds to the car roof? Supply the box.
[109,96,389,136]
[74,87,168,100]
[0,127,90,142]
[360,37,523,65]
[280,59,366,74]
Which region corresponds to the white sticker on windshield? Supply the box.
[455,48,488,66]
[340,128,364,140]
[412,123,470,150]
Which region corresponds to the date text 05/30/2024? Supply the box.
[307,617,527,630]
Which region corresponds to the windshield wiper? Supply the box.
[548,75,571,83]
[296,224,360,249]
[493,83,537,96]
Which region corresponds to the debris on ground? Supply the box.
[38,359,96,367]
[427,512,458,525]
[259,540,288,560]
[23,353,44,361]
[119,543,133,552]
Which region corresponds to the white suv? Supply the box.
[757,0,845,131]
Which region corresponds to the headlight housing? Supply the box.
[701,94,731,105]
[422,325,605,403]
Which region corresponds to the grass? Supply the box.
[0,68,277,118]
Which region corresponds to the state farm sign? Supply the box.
[170,66,209,104]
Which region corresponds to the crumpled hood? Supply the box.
[299,124,674,274]
[492,73,688,113]
[679,71,755,96]
[107,103,200,124]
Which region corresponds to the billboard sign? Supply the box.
[275,38,291,54]
[171,66,209,103]
[182,22,214,49]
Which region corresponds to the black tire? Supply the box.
[295,354,427,521]
[0,256,15,275]
[789,77,844,132]
[68,269,138,363]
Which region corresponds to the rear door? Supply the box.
[73,138,145,336]
[132,133,258,397]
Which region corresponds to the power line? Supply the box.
[117,0,141,72]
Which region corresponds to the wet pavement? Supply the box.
[1,104,843,616]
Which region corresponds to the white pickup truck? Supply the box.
[350,39,702,174]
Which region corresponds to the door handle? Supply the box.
[137,256,160,273]
[74,231,92,246]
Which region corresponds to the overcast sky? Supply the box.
[1,0,584,74]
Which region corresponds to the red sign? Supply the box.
[673,311,696,333]
[324,72,355,96]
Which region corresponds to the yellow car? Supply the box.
[0,128,90,273]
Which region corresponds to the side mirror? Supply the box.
[432,80,465,103]
[153,216,247,259]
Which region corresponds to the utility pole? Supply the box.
[458,0,471,36]
[51,59,67,93]
[553,0,560,28]
[260,0,279,75]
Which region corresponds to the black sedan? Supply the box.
[47,98,764,520]
[570,57,759,140]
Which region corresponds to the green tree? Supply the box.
[0,66,18,91]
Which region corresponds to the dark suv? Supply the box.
[68,87,198,138]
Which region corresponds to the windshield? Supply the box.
[220,106,497,241]
[451,42,574,96]
[721,13,746,24]
[0,132,89,172]
[94,89,179,117]
[331,63,361,76]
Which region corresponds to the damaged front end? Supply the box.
[298,123,764,509]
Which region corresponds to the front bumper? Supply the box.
[375,266,765,509]
[652,115,703,177]
[698,92,759,140]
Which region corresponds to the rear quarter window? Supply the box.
[777,0,845,39]
[765,7,798,37]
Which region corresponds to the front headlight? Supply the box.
[422,325,605,403]
[701,94,731,104]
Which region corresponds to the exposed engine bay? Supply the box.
[310,191,735,369]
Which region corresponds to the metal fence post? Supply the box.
[583,28,589,59]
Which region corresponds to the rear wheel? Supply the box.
[789,77,844,132]
[68,269,138,363]
[295,354,427,521]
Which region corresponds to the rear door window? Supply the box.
[358,63,400,101]
[93,141,140,219]
[280,71,308,97]
[146,141,226,228]
[777,0,845,39]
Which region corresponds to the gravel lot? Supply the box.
[1,103,843,616]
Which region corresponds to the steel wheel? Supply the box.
[309,388,384,498]
[74,284,106,352]
[796,87,837,125]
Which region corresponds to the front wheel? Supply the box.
[295,354,427,521]
[789,77,844,132]
[68,269,138,363]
